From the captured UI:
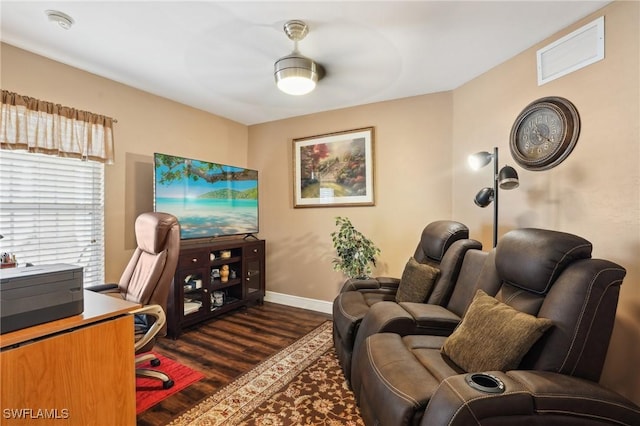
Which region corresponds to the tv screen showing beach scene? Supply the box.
[154,153,258,239]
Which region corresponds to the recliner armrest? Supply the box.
[85,283,119,293]
[376,277,401,290]
[399,302,461,335]
[422,370,640,426]
[339,277,400,293]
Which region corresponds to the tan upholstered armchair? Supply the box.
[88,212,180,389]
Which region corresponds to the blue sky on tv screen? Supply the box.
[155,160,257,198]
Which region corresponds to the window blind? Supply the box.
[0,150,105,287]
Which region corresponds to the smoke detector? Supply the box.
[45,10,75,30]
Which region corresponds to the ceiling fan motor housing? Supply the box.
[274,53,324,83]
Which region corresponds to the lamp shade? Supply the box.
[474,187,494,207]
[274,53,322,96]
[468,151,494,170]
[498,165,520,190]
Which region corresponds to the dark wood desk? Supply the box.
[1,291,140,425]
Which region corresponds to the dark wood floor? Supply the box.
[136,302,332,426]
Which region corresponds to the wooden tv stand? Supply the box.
[166,238,265,338]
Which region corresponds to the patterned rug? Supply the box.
[169,321,363,425]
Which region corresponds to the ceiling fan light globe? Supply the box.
[277,76,316,96]
[274,52,322,96]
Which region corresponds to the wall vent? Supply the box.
[537,16,604,86]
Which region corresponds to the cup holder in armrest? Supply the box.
[465,373,505,394]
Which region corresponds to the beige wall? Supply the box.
[248,93,454,301]
[0,43,249,280]
[250,1,639,404]
[1,0,638,406]
[451,1,640,403]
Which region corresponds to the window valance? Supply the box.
[0,90,115,164]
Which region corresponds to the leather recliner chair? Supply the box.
[351,228,640,426]
[350,244,501,371]
[333,220,481,382]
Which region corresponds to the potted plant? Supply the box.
[331,216,381,279]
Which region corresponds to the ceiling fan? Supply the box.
[273,20,325,96]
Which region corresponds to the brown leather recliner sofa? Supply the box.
[351,244,500,360]
[349,228,640,426]
[332,220,482,381]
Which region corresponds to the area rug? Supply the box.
[136,353,205,414]
[169,321,364,425]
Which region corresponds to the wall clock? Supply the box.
[509,96,580,171]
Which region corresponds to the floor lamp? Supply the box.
[468,147,519,247]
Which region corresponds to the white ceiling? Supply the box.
[1,1,610,125]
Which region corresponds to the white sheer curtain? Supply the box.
[0,90,115,164]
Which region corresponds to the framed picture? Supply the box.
[293,127,375,208]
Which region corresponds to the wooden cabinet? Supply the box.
[0,291,139,426]
[167,238,265,338]
[244,240,265,303]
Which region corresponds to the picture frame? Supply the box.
[293,127,375,208]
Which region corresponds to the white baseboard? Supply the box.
[264,291,333,315]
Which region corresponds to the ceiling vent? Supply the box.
[537,16,604,85]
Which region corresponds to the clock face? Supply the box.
[515,106,564,162]
[510,97,580,171]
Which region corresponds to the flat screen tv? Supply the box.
[153,153,258,240]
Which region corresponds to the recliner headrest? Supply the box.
[419,221,469,262]
[136,212,180,254]
[495,228,592,295]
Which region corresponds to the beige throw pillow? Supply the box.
[442,289,553,372]
[395,257,440,303]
